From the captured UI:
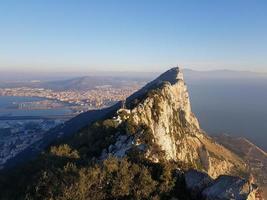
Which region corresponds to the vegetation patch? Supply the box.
[0,155,193,200]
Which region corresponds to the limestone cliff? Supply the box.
[101,67,247,179]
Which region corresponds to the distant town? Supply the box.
[0,85,142,167]
[0,85,141,111]
[0,119,63,168]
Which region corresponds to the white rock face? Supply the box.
[99,67,258,199]
[101,67,247,179]
[120,67,246,178]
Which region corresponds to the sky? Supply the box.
[0,0,267,73]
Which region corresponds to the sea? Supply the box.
[188,79,267,151]
[0,96,72,117]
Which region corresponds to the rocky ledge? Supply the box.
[185,170,262,200]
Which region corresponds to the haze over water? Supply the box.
[187,77,267,151]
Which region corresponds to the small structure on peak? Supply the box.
[121,99,126,109]
[176,65,184,80]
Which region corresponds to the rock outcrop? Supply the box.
[185,170,261,200]
[213,134,267,199]
[58,67,261,199]
[185,169,213,199]
[102,67,247,179]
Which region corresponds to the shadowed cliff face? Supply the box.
[100,67,247,179]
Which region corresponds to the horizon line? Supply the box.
[1,67,267,74]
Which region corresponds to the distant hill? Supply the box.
[0,75,148,90]
[1,68,267,89]
[41,76,147,91]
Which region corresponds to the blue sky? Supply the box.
[0,0,267,72]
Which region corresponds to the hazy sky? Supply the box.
[0,0,267,72]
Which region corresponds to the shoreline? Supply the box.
[0,95,75,117]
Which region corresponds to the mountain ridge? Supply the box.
[0,67,262,200]
[100,67,247,178]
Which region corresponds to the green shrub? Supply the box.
[50,144,80,159]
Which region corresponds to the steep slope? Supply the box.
[98,67,247,178]
[213,134,267,197]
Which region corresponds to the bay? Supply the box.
[0,96,73,116]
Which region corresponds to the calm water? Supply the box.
[0,96,72,116]
[187,79,267,151]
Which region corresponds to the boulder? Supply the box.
[185,169,213,199]
[202,175,258,200]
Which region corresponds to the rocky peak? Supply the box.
[125,67,199,130]
[149,67,184,85]
[101,67,248,179]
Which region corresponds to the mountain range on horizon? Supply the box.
[0,68,267,83]
[0,67,265,199]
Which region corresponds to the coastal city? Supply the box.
[0,86,140,110]
[0,119,64,168]
[0,84,142,168]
